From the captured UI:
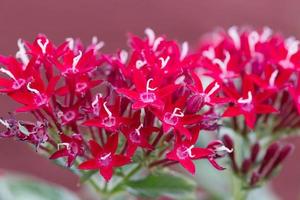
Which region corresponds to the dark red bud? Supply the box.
[241,158,252,174]
[258,142,280,174]
[250,171,260,186]
[250,143,260,163]
[186,94,204,114]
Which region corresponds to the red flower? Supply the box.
[78,134,131,181]
[50,133,84,167]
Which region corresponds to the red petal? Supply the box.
[222,106,241,117]
[117,88,139,100]
[105,133,119,153]
[78,159,99,170]
[180,159,196,174]
[100,167,113,181]
[89,140,103,157]
[113,155,131,167]
[256,104,277,114]
[49,149,68,159]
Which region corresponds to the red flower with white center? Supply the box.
[78,134,131,181]
[223,78,277,128]
[83,100,128,132]
[117,70,178,110]
[9,75,60,112]
[206,140,233,170]
[166,131,214,174]
[50,133,84,167]
[121,123,158,156]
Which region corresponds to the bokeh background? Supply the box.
[0,0,300,199]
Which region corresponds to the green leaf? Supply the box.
[80,170,98,183]
[125,170,196,199]
[0,173,79,200]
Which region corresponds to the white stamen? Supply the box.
[159,56,170,69]
[269,70,279,87]
[202,47,215,60]
[145,28,155,45]
[180,41,189,60]
[146,78,157,92]
[92,93,103,108]
[0,119,9,128]
[26,82,40,94]
[216,145,233,153]
[260,27,273,42]
[66,38,74,50]
[171,107,184,118]
[238,91,253,104]
[285,38,299,60]
[37,39,49,54]
[207,82,220,97]
[185,145,195,158]
[175,75,185,85]
[100,152,111,160]
[213,51,230,73]
[136,60,146,69]
[228,26,241,49]
[0,68,17,81]
[15,39,29,67]
[92,36,104,52]
[153,37,163,51]
[103,102,112,117]
[72,51,82,72]
[248,31,260,54]
[120,50,128,64]
[135,124,143,136]
[57,143,70,150]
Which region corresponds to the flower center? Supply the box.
[99,152,112,167]
[37,38,49,54]
[129,124,143,143]
[75,82,88,93]
[101,102,116,127]
[12,79,26,89]
[63,111,76,122]
[72,51,82,73]
[176,145,195,160]
[163,108,184,126]
[140,78,157,103]
[238,91,254,112]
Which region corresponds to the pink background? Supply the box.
[0,0,300,199]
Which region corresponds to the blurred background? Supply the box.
[0,0,300,199]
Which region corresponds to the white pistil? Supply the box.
[26,82,40,94]
[206,82,220,97]
[213,51,230,73]
[136,60,146,69]
[135,124,143,136]
[215,145,233,153]
[66,38,74,50]
[228,26,241,49]
[146,78,157,92]
[0,68,17,81]
[159,56,170,69]
[145,28,155,46]
[91,36,105,52]
[285,38,299,60]
[238,91,253,104]
[103,101,112,117]
[202,47,215,60]
[184,145,195,158]
[248,31,259,55]
[269,70,279,87]
[100,152,111,160]
[37,38,49,54]
[175,75,185,85]
[72,51,82,72]
[180,41,189,60]
[16,39,29,67]
[92,93,103,108]
[153,37,163,51]
[0,119,9,128]
[120,50,128,64]
[57,143,70,150]
[260,27,273,42]
[171,108,184,118]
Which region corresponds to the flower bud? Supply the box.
[186,94,204,114]
[258,142,280,174]
[250,142,260,163]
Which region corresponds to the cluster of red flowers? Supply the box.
[0,27,297,182]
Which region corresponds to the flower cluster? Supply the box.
[0,27,297,186]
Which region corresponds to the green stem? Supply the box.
[232,175,248,200]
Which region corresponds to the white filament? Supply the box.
[153,37,163,51]
[92,36,105,52]
[92,93,103,108]
[260,27,273,42]
[0,119,9,128]
[103,102,112,117]
[66,38,74,50]
[26,82,40,94]
[171,107,184,118]
[120,50,128,64]
[136,60,146,69]
[213,51,230,73]
[100,152,111,160]
[202,47,215,60]
[285,38,299,60]
[72,51,82,72]
[215,145,233,153]
[248,31,260,54]
[57,143,70,150]
[135,124,143,136]
[145,28,155,46]
[146,78,157,92]
[0,68,17,81]
[269,70,279,87]
[16,39,29,67]
[180,41,189,60]
[185,145,195,158]
[228,26,241,49]
[159,56,170,69]
[206,82,220,97]
[238,91,253,104]
[37,39,49,54]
